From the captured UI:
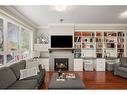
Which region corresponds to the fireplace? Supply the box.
[54,58,68,71]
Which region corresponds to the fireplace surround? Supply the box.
[49,49,74,71]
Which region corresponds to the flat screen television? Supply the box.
[51,35,73,48]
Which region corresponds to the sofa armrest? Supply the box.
[39,64,43,71]
[116,62,121,66]
[38,64,45,71]
[114,62,121,75]
[114,62,121,69]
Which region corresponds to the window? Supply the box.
[20,28,31,59]
[21,50,30,60]
[20,28,30,49]
[0,18,33,65]
[0,19,3,51]
[6,52,20,63]
[6,53,15,63]
[7,22,19,51]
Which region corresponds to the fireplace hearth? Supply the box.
[54,58,68,71]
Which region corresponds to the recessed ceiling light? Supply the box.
[120,10,127,19]
[54,5,67,11]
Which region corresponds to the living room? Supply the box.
[1,1,127,94]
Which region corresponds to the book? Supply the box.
[56,78,65,81]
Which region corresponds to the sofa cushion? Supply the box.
[0,67,17,89]
[9,79,38,89]
[120,57,127,67]
[22,69,45,84]
[10,60,26,79]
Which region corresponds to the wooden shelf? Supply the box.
[49,48,75,50]
[48,48,75,53]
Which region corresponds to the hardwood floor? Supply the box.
[40,71,127,89]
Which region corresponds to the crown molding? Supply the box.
[75,24,127,27]
[0,6,37,31]
[37,23,75,29]
[37,23,127,29]
[37,25,49,29]
[48,23,75,26]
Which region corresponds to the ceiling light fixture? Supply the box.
[60,19,64,23]
[120,10,127,18]
[54,5,67,11]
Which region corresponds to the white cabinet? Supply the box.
[95,58,105,71]
[83,60,94,71]
[33,44,49,58]
[74,59,83,71]
[37,58,49,71]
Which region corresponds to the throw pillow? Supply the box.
[26,60,40,72]
[19,67,38,80]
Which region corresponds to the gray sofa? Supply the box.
[0,60,45,89]
[114,57,127,78]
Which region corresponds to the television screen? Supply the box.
[51,35,73,48]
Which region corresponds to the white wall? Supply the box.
[35,27,50,57]
[75,24,127,30]
[36,24,127,56]
[49,24,74,35]
[36,24,74,47]
[36,24,127,43]
[37,24,127,39]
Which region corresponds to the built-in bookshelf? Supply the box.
[81,32,96,58]
[74,31,126,59]
[117,32,125,58]
[104,32,117,57]
[96,32,103,58]
[74,32,81,49]
[82,32,95,49]
[74,32,81,58]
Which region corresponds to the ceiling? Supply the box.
[13,5,127,27]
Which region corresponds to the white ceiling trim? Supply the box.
[75,24,127,26]
[0,6,37,31]
[37,24,127,29]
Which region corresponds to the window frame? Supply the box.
[0,16,33,65]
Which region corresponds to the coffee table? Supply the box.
[48,73,85,89]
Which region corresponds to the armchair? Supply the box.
[114,57,127,78]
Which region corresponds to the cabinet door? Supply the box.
[74,59,83,71]
[96,59,105,71]
[83,60,94,71]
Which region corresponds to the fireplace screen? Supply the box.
[54,58,68,71]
